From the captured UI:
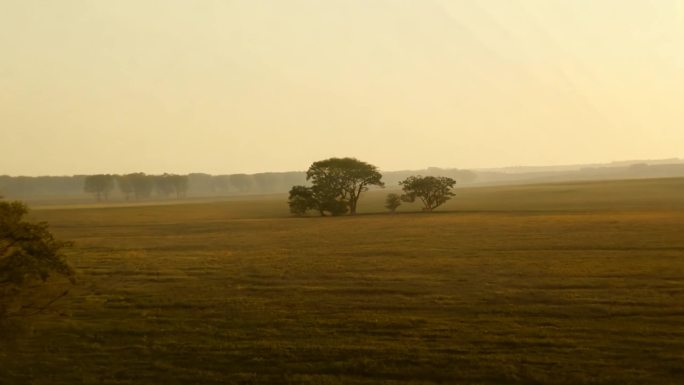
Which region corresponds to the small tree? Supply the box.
[154,174,177,198]
[384,193,402,213]
[400,175,456,211]
[116,174,134,200]
[128,173,154,200]
[288,186,316,216]
[169,175,189,199]
[84,174,114,201]
[1,199,73,325]
[212,175,232,194]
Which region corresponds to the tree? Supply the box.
[1,198,73,324]
[230,174,253,193]
[128,173,154,200]
[116,174,134,200]
[211,175,231,195]
[252,173,277,194]
[385,193,402,213]
[400,175,456,211]
[154,174,189,199]
[188,173,215,195]
[288,186,316,216]
[305,157,384,215]
[154,174,176,198]
[168,174,189,199]
[83,174,114,201]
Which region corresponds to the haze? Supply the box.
[1,0,683,176]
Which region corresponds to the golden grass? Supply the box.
[3,178,684,384]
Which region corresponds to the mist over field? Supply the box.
[2,1,684,384]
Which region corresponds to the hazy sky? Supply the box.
[1,0,683,176]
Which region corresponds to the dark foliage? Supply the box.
[294,157,383,216]
[0,199,73,322]
[83,174,114,201]
[400,175,456,211]
[384,193,402,212]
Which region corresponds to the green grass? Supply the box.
[3,178,684,384]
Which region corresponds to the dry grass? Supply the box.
[2,178,684,384]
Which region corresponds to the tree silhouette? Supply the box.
[400,175,456,211]
[385,193,402,213]
[1,198,73,324]
[305,157,384,215]
[83,174,114,201]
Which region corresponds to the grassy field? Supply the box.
[2,178,684,384]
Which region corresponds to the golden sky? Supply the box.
[1,0,683,175]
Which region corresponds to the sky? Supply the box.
[1,0,683,176]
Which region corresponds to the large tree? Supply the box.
[305,157,384,215]
[400,175,456,211]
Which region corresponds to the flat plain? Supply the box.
[2,178,684,384]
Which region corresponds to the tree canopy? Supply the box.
[400,175,456,211]
[306,157,384,215]
[1,199,73,322]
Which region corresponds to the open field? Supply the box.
[2,178,684,384]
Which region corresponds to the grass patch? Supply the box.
[3,179,684,384]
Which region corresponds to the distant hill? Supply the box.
[469,159,684,186]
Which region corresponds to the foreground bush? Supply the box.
[0,199,73,328]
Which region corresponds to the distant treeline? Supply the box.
[84,173,190,201]
[3,161,684,201]
[0,172,308,200]
[0,169,477,201]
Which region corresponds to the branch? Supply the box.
[0,239,20,256]
[6,289,70,318]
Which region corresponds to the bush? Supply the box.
[385,193,402,213]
